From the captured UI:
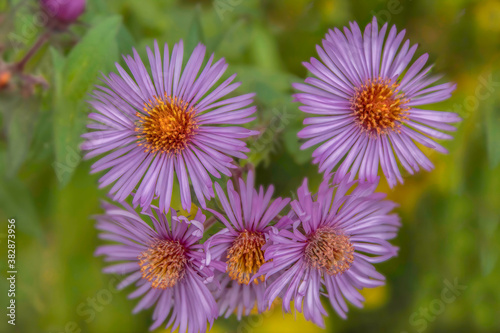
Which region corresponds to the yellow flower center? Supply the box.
[227,230,266,285]
[351,77,409,134]
[135,95,198,154]
[138,239,187,289]
[305,227,354,276]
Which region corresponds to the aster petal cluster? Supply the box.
[86,15,462,330]
[294,17,461,187]
[94,202,217,333]
[260,174,401,327]
[82,41,258,212]
[205,171,290,319]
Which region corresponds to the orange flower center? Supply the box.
[138,239,187,289]
[227,230,266,285]
[135,96,198,154]
[351,77,409,134]
[305,227,354,276]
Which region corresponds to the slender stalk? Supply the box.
[204,216,218,230]
[272,214,284,223]
[231,163,254,192]
[14,31,51,72]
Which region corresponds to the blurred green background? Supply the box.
[1,0,500,332]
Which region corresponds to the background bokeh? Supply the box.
[1,0,500,332]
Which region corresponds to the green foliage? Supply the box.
[483,75,500,169]
[0,0,499,333]
[4,95,39,176]
[52,16,122,186]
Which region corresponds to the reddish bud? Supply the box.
[40,0,86,26]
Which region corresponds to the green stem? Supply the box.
[14,31,51,72]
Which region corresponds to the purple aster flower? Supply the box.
[205,171,290,319]
[260,174,400,327]
[82,40,258,212]
[294,17,461,187]
[94,202,218,332]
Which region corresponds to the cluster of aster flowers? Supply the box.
[86,17,460,333]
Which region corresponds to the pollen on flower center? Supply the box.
[138,239,187,289]
[351,77,409,134]
[227,230,266,285]
[305,227,354,276]
[136,95,198,154]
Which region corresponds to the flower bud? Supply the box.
[0,70,12,90]
[40,0,86,27]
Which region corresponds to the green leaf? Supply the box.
[50,47,66,74]
[63,16,121,100]
[230,65,299,105]
[0,151,43,239]
[251,24,282,72]
[0,93,39,176]
[5,97,39,175]
[283,118,311,165]
[116,24,136,58]
[484,87,500,169]
[52,16,122,187]
[185,5,205,54]
[247,104,295,167]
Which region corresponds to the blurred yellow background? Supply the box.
[1,0,499,332]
